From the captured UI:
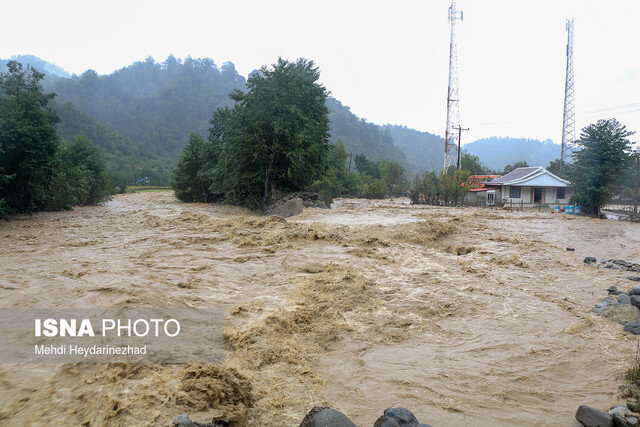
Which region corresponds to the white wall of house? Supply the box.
[502,185,531,204]
[502,185,574,206]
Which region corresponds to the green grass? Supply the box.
[126,186,173,193]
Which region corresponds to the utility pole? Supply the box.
[635,150,639,219]
[453,126,469,169]
[444,1,463,171]
[561,18,576,163]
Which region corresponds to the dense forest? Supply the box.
[2,55,569,189]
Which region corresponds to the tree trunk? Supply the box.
[262,152,276,211]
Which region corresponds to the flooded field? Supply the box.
[2,192,640,426]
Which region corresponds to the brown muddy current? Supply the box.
[2,192,640,426]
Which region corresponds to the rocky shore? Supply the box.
[171,406,431,427]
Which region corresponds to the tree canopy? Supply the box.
[570,119,635,216]
[0,61,59,215]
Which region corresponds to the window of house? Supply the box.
[557,187,565,200]
[509,186,521,199]
[487,191,495,205]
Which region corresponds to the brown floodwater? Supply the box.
[1,192,640,426]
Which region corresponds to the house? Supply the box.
[462,175,501,206]
[489,166,573,208]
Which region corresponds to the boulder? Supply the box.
[567,247,576,251]
[299,407,356,427]
[624,323,640,335]
[628,416,639,427]
[592,297,640,324]
[628,277,640,282]
[619,293,632,305]
[627,402,638,412]
[632,296,640,308]
[267,197,304,218]
[173,414,197,427]
[381,408,431,426]
[584,257,598,264]
[631,287,640,296]
[608,286,618,293]
[575,405,613,427]
[609,406,630,427]
[373,416,401,427]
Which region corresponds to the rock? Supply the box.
[630,287,640,296]
[267,197,304,218]
[609,407,630,427]
[632,296,640,307]
[575,405,613,427]
[373,416,401,427]
[619,294,632,305]
[628,416,639,427]
[592,297,640,324]
[627,401,638,412]
[612,413,626,427]
[172,414,196,427]
[624,323,640,335]
[628,277,640,282]
[567,247,576,251]
[383,408,433,426]
[609,406,630,417]
[584,257,598,264]
[299,406,356,427]
[609,286,619,293]
[600,258,607,264]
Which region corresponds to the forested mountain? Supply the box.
[0,55,70,78]
[47,56,246,157]
[384,125,444,174]
[53,102,171,187]
[327,98,407,167]
[4,55,562,183]
[463,137,561,171]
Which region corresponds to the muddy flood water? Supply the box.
[2,192,640,426]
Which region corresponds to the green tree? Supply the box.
[208,58,330,210]
[547,158,572,180]
[312,142,357,198]
[171,133,213,202]
[460,151,485,175]
[502,160,529,175]
[570,119,635,216]
[0,61,59,216]
[46,135,113,210]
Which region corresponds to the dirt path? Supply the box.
[1,192,639,426]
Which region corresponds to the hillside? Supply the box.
[0,54,70,78]
[384,124,444,174]
[53,102,171,186]
[36,56,408,170]
[464,137,561,171]
[3,55,564,179]
[47,56,246,158]
[327,98,407,166]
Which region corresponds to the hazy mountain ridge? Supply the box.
[384,125,444,174]
[0,55,70,78]
[2,55,561,176]
[464,137,560,170]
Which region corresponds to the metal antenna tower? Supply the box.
[561,18,575,163]
[444,1,463,171]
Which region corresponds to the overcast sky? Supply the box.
[2,0,639,145]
